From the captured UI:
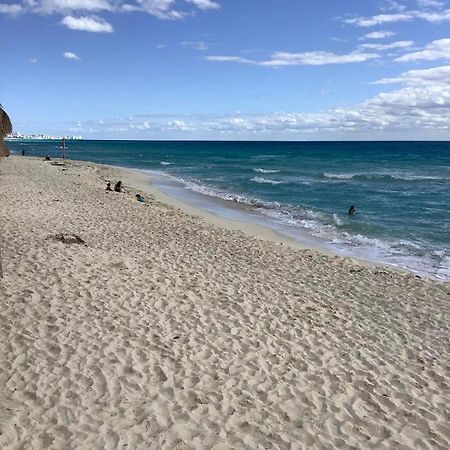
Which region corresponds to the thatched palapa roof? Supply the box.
[0,104,12,158]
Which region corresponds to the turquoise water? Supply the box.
[9,140,450,280]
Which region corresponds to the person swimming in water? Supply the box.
[348,205,356,215]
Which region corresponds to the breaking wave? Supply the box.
[321,172,448,182]
[251,176,284,185]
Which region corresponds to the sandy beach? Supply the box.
[0,155,449,449]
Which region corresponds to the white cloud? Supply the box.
[187,0,219,10]
[29,57,38,63]
[1,0,221,22]
[28,0,114,14]
[364,31,396,39]
[61,15,113,32]
[206,55,253,64]
[382,1,408,12]
[134,0,183,19]
[262,51,378,66]
[206,50,379,67]
[345,12,414,27]
[0,3,23,14]
[345,9,450,27]
[415,9,450,21]
[38,67,450,139]
[395,38,450,61]
[63,51,81,60]
[68,60,450,138]
[359,40,414,51]
[373,65,450,85]
[181,40,208,50]
[64,81,450,139]
[417,0,444,8]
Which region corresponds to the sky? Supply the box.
[1,0,450,140]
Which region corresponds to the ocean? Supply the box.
[8,140,450,280]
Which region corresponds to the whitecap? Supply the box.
[251,176,283,185]
[322,172,354,180]
[253,168,280,174]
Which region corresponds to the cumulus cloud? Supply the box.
[61,65,450,140]
[395,38,450,61]
[0,3,23,14]
[373,65,450,85]
[207,50,379,67]
[61,15,113,32]
[63,51,81,60]
[364,31,396,39]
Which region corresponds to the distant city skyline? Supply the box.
[1,0,450,140]
[6,132,82,140]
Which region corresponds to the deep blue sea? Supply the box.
[8,140,450,280]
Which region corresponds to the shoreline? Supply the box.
[18,155,445,280]
[78,159,429,279]
[1,155,449,448]
[8,146,450,281]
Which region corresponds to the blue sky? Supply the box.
[1,0,450,139]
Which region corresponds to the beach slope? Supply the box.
[0,156,449,449]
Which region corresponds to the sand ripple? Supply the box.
[0,157,449,449]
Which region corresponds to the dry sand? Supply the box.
[0,156,449,449]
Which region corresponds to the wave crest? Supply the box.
[321,172,448,182]
[253,168,280,174]
[251,176,283,185]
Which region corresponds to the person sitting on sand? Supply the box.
[348,205,356,215]
[114,181,122,192]
[135,194,145,203]
[44,155,51,161]
[106,182,112,191]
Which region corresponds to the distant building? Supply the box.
[5,132,82,140]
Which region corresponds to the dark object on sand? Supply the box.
[114,181,122,192]
[45,155,51,161]
[348,205,356,215]
[51,233,86,245]
[135,194,145,203]
[106,182,112,191]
